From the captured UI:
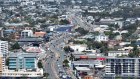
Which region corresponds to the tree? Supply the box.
[43,73,49,78]
[63,46,70,52]
[92,41,102,49]
[63,46,74,53]
[104,31,113,36]
[114,23,119,29]
[6,58,9,66]
[128,45,139,57]
[63,59,69,67]
[73,40,86,44]
[12,42,20,50]
[59,19,70,25]
[75,27,88,35]
[69,54,75,61]
[38,60,43,68]
[109,32,120,40]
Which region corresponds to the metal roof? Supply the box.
[18,37,44,42]
[9,53,37,58]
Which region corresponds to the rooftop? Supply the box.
[72,60,102,66]
[75,67,90,71]
[9,53,37,58]
[25,47,45,53]
[18,37,44,42]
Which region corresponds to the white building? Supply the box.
[0,41,8,57]
[95,33,109,42]
[69,44,87,52]
[58,15,68,21]
[20,0,35,6]
[1,68,43,77]
[0,7,2,13]
[21,30,33,38]
[0,52,5,73]
[108,50,129,57]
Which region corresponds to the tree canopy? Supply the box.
[59,19,70,25]
[38,60,43,68]
[11,42,20,50]
[75,27,88,35]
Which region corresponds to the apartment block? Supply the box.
[0,53,4,76]
[0,41,8,57]
[105,57,140,78]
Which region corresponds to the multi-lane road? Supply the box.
[68,10,96,32]
[42,32,75,79]
[42,10,85,79]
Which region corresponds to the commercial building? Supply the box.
[1,68,43,77]
[21,30,33,38]
[72,60,105,69]
[75,67,92,79]
[0,52,43,78]
[9,53,38,70]
[105,57,140,78]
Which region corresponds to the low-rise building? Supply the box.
[21,30,33,38]
[34,32,46,37]
[75,67,92,79]
[18,37,44,46]
[84,75,94,79]
[95,33,109,42]
[72,60,105,69]
[69,44,87,52]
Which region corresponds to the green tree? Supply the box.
[12,42,20,50]
[104,31,113,36]
[38,60,43,68]
[69,54,75,61]
[63,46,74,52]
[43,73,49,78]
[128,45,139,57]
[75,27,88,35]
[59,19,70,25]
[109,32,120,40]
[6,58,9,66]
[73,40,86,44]
[63,59,69,67]
[92,41,102,49]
